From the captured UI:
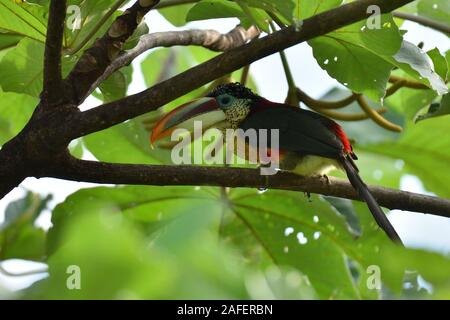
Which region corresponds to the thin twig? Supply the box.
[356,95,402,132]
[393,11,450,35]
[314,107,388,121]
[296,87,358,109]
[385,79,407,97]
[389,75,430,89]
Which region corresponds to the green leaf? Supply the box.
[0,37,44,96]
[417,0,450,29]
[187,0,245,21]
[41,185,253,299]
[0,32,22,56]
[83,119,171,164]
[427,48,448,81]
[244,0,295,23]
[390,41,448,95]
[68,138,84,159]
[230,190,362,299]
[97,65,133,103]
[385,71,437,119]
[294,0,342,20]
[122,21,149,50]
[309,15,401,102]
[65,0,128,51]
[362,116,450,198]
[186,0,262,30]
[0,38,76,97]
[415,93,450,123]
[0,192,49,261]
[0,91,38,146]
[158,3,195,27]
[0,0,47,42]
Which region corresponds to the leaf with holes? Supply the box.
[309,14,401,102]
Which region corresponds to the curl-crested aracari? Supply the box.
[151,83,402,244]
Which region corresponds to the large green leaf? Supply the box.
[244,0,295,23]
[41,185,257,299]
[186,0,266,30]
[158,2,195,27]
[390,41,448,95]
[0,91,38,146]
[0,192,49,261]
[362,116,450,198]
[417,0,450,29]
[230,190,361,299]
[415,93,450,123]
[0,0,47,42]
[385,70,437,119]
[294,0,342,20]
[83,120,171,164]
[427,48,448,81]
[309,15,401,102]
[0,38,77,97]
[0,32,22,57]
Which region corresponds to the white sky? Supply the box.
[0,11,449,292]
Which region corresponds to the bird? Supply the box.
[151,82,402,244]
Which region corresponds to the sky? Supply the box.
[0,10,449,292]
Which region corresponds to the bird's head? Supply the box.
[151,83,260,145]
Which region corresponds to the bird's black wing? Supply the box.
[239,106,344,158]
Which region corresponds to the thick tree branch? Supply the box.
[87,25,260,99]
[64,0,160,104]
[393,11,450,35]
[42,0,67,106]
[44,157,450,218]
[67,0,414,140]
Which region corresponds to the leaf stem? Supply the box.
[296,87,358,109]
[393,11,450,35]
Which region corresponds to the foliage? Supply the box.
[0,0,449,300]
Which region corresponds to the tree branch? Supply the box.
[86,25,260,99]
[42,0,67,106]
[44,157,450,218]
[64,0,161,105]
[67,0,414,140]
[393,11,450,35]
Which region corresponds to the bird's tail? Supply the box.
[340,156,403,245]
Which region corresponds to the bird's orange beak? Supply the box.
[150,97,226,145]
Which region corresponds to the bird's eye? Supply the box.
[217,94,233,108]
